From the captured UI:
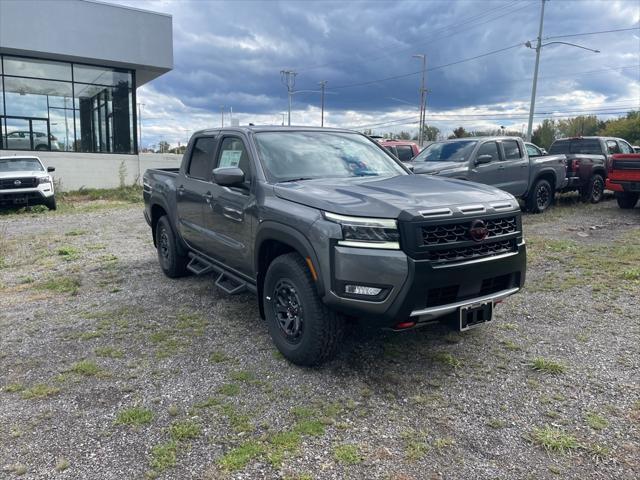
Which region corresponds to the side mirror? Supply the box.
[212,167,245,187]
[47,166,55,172]
[475,154,493,165]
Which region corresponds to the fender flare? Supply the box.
[254,221,326,298]
[149,196,188,256]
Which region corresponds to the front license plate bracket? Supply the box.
[459,301,493,331]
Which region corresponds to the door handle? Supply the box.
[203,192,213,203]
[177,185,185,196]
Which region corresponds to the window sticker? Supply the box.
[219,150,242,168]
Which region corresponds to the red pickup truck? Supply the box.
[606,153,640,209]
[380,140,420,161]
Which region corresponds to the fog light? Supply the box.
[345,285,382,296]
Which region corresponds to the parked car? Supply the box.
[406,137,566,213]
[0,156,56,210]
[548,136,635,203]
[632,145,640,154]
[2,131,60,151]
[379,140,420,161]
[606,153,640,209]
[144,127,526,365]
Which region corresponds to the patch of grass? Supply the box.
[150,441,177,472]
[587,443,611,462]
[291,406,315,420]
[115,407,153,426]
[95,346,124,358]
[38,275,81,295]
[294,419,325,436]
[3,383,25,393]
[531,358,565,375]
[486,418,506,429]
[169,420,202,441]
[333,444,362,464]
[60,185,143,204]
[218,383,241,396]
[218,403,253,433]
[70,360,102,376]
[433,351,461,368]
[500,339,521,351]
[433,437,455,449]
[20,384,60,399]
[497,322,518,331]
[57,246,79,260]
[194,397,220,409]
[530,426,580,454]
[401,430,429,461]
[267,431,301,467]
[209,350,229,363]
[65,229,87,236]
[585,412,608,431]
[176,312,207,334]
[621,268,640,280]
[218,441,265,472]
[230,370,255,382]
[55,457,69,472]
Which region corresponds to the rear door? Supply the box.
[176,135,218,252]
[497,139,529,196]
[469,140,503,188]
[202,134,256,276]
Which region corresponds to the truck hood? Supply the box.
[274,174,515,218]
[0,170,45,179]
[408,161,463,175]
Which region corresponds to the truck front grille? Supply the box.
[423,273,518,308]
[425,239,514,263]
[421,216,517,245]
[0,177,38,190]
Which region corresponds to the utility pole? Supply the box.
[319,80,327,127]
[281,113,286,126]
[280,70,297,126]
[526,0,546,142]
[413,54,426,146]
[220,105,225,127]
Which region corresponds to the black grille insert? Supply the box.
[426,239,514,263]
[421,217,517,245]
[0,177,38,190]
[426,285,460,307]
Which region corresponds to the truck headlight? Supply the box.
[323,212,400,249]
[37,176,52,185]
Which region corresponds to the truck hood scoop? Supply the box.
[274,174,513,218]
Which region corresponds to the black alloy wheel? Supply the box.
[273,279,304,343]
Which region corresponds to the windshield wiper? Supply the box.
[278,177,316,183]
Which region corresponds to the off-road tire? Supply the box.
[156,215,189,278]
[45,197,57,211]
[616,192,639,209]
[580,173,604,203]
[264,252,344,366]
[526,178,553,214]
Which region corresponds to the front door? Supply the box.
[202,135,256,277]
[497,139,529,196]
[470,141,503,189]
[176,135,218,252]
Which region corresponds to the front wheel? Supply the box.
[616,192,639,209]
[45,196,57,211]
[580,174,604,203]
[155,215,189,278]
[526,178,553,214]
[264,253,344,366]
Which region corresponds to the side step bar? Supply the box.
[186,253,256,295]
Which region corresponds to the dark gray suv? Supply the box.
[144,127,526,365]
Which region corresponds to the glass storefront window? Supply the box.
[1,55,136,154]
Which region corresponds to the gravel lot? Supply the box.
[0,196,638,479]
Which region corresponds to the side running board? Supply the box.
[186,253,255,295]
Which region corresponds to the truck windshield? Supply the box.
[412,140,477,162]
[254,131,406,182]
[0,157,44,172]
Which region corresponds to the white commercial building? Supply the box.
[0,0,179,189]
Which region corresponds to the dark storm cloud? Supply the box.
[116,0,639,120]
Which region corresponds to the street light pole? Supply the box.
[220,105,225,127]
[526,0,546,142]
[413,54,426,146]
[319,80,327,127]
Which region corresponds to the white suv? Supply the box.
[0,156,57,210]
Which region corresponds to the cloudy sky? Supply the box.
[114,0,639,147]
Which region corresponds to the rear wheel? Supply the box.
[264,253,344,366]
[616,192,639,209]
[580,174,604,203]
[526,178,553,214]
[156,215,189,278]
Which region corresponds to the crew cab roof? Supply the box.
[191,125,358,136]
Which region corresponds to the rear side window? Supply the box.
[188,137,216,180]
[619,141,633,154]
[550,139,603,155]
[395,145,414,161]
[477,141,500,161]
[502,140,522,160]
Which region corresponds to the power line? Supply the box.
[543,26,640,41]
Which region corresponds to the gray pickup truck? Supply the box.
[406,137,566,213]
[143,127,526,365]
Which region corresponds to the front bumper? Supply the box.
[0,188,53,207]
[323,241,526,328]
[607,179,640,193]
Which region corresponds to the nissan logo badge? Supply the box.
[469,219,489,242]
[14,179,22,186]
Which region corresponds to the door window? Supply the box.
[395,145,414,161]
[619,141,633,154]
[606,140,621,155]
[477,141,499,162]
[216,137,252,182]
[526,144,541,157]
[502,140,522,160]
[187,137,216,180]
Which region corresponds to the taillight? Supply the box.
[571,159,580,171]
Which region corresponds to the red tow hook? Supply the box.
[395,321,416,329]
